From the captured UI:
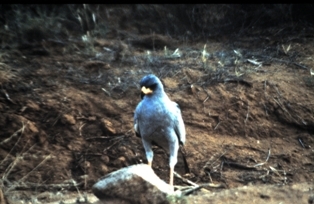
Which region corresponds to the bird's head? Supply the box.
[139,74,164,99]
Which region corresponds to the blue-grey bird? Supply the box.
[134,74,187,186]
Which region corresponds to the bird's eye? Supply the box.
[147,83,157,91]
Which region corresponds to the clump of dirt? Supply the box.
[0,5,314,204]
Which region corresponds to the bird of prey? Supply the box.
[134,74,187,186]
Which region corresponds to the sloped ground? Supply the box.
[1,6,314,204]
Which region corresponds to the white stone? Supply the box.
[92,164,174,203]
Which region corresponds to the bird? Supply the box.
[134,74,187,186]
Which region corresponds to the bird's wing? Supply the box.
[172,102,189,173]
[173,102,186,145]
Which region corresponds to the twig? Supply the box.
[244,103,249,125]
[19,154,52,182]
[79,123,86,136]
[263,103,268,116]
[214,121,221,130]
[2,143,37,181]
[5,154,52,193]
[259,170,270,180]
[269,166,287,182]
[293,62,309,70]
[221,148,271,170]
[3,180,84,191]
[273,97,300,124]
[298,138,305,148]
[179,185,204,196]
[264,80,267,96]
[265,148,271,162]
[85,136,112,140]
[247,59,262,66]
[2,89,16,104]
[204,170,213,183]
[101,88,111,96]
[260,56,309,70]
[175,182,225,196]
[253,148,271,167]
[72,179,83,200]
[0,122,27,167]
[0,123,25,146]
[83,153,102,156]
[174,171,198,187]
[174,172,225,196]
[274,86,281,97]
[2,156,21,181]
[52,113,61,127]
[103,136,126,153]
[273,97,292,118]
[203,151,227,171]
[203,96,209,103]
[202,86,211,103]
[222,160,257,170]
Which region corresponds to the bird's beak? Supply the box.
[141,86,153,95]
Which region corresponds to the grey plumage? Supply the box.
[134,74,186,185]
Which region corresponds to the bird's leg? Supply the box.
[168,140,179,186]
[169,167,174,186]
[142,140,153,168]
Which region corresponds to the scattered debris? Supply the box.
[1,89,15,104]
[298,138,305,148]
[247,59,262,66]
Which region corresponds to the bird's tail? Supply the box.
[179,145,190,174]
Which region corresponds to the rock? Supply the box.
[100,164,109,174]
[112,156,127,168]
[92,164,174,204]
[61,114,76,125]
[100,155,110,164]
[37,130,49,148]
[26,100,40,111]
[101,119,116,134]
[28,121,39,133]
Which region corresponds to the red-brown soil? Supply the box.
[1,6,314,204]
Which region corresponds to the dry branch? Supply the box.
[222,160,257,170]
[222,148,271,170]
[244,103,249,125]
[247,59,262,66]
[269,166,287,184]
[3,180,84,191]
[0,122,27,170]
[214,121,221,130]
[253,148,271,167]
[103,134,131,153]
[174,171,198,187]
[298,138,305,148]
[174,171,225,196]
[19,155,52,183]
[0,122,26,146]
[1,89,16,104]
[273,97,297,123]
[85,136,112,140]
[253,55,309,70]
